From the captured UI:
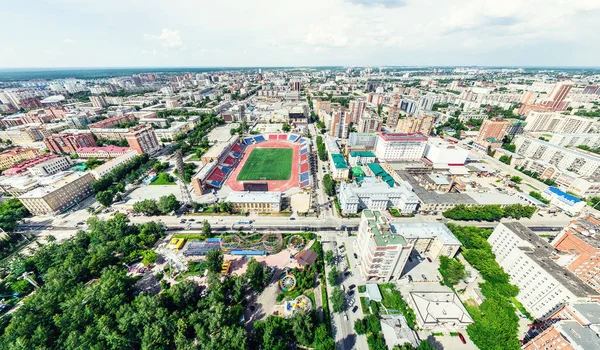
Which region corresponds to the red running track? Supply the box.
[225,141,300,192]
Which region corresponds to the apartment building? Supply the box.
[395,115,434,136]
[0,125,46,144]
[552,215,600,292]
[524,111,595,133]
[0,147,43,169]
[476,117,510,143]
[90,150,138,179]
[356,110,381,133]
[375,132,428,161]
[488,223,600,319]
[90,95,108,108]
[329,107,351,138]
[548,133,600,149]
[355,210,413,281]
[313,98,331,114]
[18,172,95,216]
[514,135,600,178]
[45,133,97,154]
[125,125,161,155]
[348,100,367,123]
[225,191,282,213]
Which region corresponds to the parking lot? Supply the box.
[402,252,442,284]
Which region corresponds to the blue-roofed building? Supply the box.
[543,186,586,216]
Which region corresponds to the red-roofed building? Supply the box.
[89,114,136,129]
[45,133,97,154]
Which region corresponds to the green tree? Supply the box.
[141,250,158,265]
[95,190,114,207]
[322,174,335,196]
[510,176,522,183]
[157,194,180,214]
[246,258,266,291]
[438,256,466,287]
[202,220,212,237]
[331,287,345,313]
[324,250,334,266]
[282,123,291,132]
[365,314,381,334]
[205,249,224,274]
[499,155,512,165]
[328,266,339,286]
[290,311,314,346]
[354,319,366,335]
[133,199,160,216]
[313,324,335,350]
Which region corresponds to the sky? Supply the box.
[2,0,600,68]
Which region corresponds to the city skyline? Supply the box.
[3,0,600,68]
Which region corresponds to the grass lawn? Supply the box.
[237,147,292,181]
[360,296,371,314]
[151,172,176,185]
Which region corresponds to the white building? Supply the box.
[548,133,600,149]
[339,177,419,214]
[514,135,600,178]
[348,151,376,167]
[355,210,413,281]
[488,222,599,319]
[329,153,350,180]
[408,291,474,329]
[390,222,462,260]
[524,112,596,134]
[423,138,469,166]
[28,156,73,177]
[375,132,428,161]
[90,150,138,179]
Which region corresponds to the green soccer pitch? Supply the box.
[236,148,293,181]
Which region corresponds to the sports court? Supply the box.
[236,148,292,181]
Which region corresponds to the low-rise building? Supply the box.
[76,146,132,159]
[0,147,43,169]
[18,172,94,215]
[543,186,586,216]
[355,210,413,281]
[488,222,600,319]
[423,138,469,166]
[225,191,282,213]
[329,153,349,180]
[90,150,138,179]
[339,177,419,214]
[348,151,376,166]
[408,291,474,329]
[4,154,72,176]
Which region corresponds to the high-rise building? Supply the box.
[125,125,160,155]
[313,99,332,114]
[385,106,400,129]
[552,215,600,292]
[476,117,511,143]
[396,115,434,136]
[44,133,97,154]
[524,112,595,134]
[90,95,108,108]
[544,81,573,110]
[488,222,600,319]
[329,107,351,139]
[355,210,413,281]
[356,110,381,133]
[348,100,367,123]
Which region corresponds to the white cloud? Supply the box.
[144,28,184,49]
[62,38,74,43]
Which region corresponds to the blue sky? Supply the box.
[2,0,600,68]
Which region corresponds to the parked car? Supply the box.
[421,274,428,281]
[349,284,356,290]
[458,333,467,344]
[289,217,295,220]
[352,305,359,313]
[407,275,413,282]
[347,290,355,297]
[344,271,351,277]
[426,257,432,263]
[353,253,358,259]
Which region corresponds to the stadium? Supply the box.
[192,133,312,194]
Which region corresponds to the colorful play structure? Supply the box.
[288,235,305,249]
[285,295,312,316]
[220,229,283,254]
[279,272,297,292]
[221,260,232,275]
